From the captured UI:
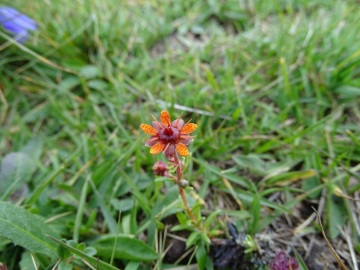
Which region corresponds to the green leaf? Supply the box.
[326,193,348,238]
[186,231,201,248]
[249,191,261,234]
[79,65,102,79]
[196,244,207,270]
[110,198,135,212]
[263,170,317,186]
[232,154,268,176]
[0,152,35,200]
[221,173,252,189]
[293,249,309,270]
[58,262,74,270]
[301,176,321,199]
[0,202,58,258]
[334,85,360,98]
[204,209,221,230]
[124,261,141,270]
[89,179,118,234]
[48,236,120,270]
[19,136,44,161]
[92,236,158,261]
[20,251,40,270]
[205,67,219,92]
[57,76,80,93]
[88,80,108,91]
[57,241,72,260]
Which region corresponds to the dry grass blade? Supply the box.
[222,177,243,210]
[312,207,347,270]
[340,225,358,270]
[333,187,360,202]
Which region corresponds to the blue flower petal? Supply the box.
[2,20,25,33]
[0,6,37,42]
[15,31,29,43]
[15,14,38,31]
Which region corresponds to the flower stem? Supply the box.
[173,153,197,223]
[178,185,196,221]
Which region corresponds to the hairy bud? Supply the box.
[178,179,189,188]
[152,161,168,176]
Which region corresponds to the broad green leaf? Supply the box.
[301,176,321,199]
[0,202,58,258]
[58,262,74,270]
[110,198,134,212]
[48,236,120,270]
[57,76,80,93]
[0,152,35,200]
[92,236,158,261]
[20,136,44,161]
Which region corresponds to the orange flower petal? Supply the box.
[140,124,158,135]
[160,110,171,126]
[180,123,198,134]
[176,142,189,156]
[150,142,165,154]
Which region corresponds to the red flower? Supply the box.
[140,110,197,158]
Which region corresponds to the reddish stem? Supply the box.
[173,153,197,222]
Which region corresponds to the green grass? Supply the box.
[1,0,360,269]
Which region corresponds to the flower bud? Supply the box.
[152,161,168,176]
[270,251,299,270]
[178,179,188,188]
